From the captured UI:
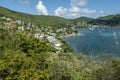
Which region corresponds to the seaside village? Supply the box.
[0,16,79,53]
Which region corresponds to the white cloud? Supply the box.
[55,7,68,16]
[55,7,79,18]
[36,0,48,15]
[54,0,96,18]
[80,8,96,14]
[69,6,80,13]
[71,0,88,7]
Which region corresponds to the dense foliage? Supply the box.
[1,6,120,28]
[0,6,70,28]
[0,29,120,80]
[89,14,120,26]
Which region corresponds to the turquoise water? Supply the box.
[63,28,120,57]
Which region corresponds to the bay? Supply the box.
[63,28,120,58]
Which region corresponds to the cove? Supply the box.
[63,27,120,57]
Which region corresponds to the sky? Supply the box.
[0,0,120,19]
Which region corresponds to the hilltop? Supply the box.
[89,14,120,26]
[0,6,70,28]
[0,6,93,27]
[0,6,120,28]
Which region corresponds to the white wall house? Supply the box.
[54,43,61,47]
[16,20,22,25]
[34,33,44,39]
[39,34,44,38]
[47,36,56,43]
[18,26,24,31]
[34,33,40,38]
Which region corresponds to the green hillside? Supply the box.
[0,6,19,19]
[89,14,120,26]
[0,6,120,27]
[73,16,94,23]
[0,6,70,27]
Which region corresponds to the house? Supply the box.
[16,20,22,25]
[18,26,24,31]
[34,33,44,39]
[1,16,6,19]
[34,33,40,38]
[39,34,44,38]
[47,36,56,43]
[54,43,61,47]
[6,18,12,22]
[51,33,56,36]
[9,22,16,28]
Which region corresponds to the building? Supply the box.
[18,26,24,31]
[34,33,44,39]
[47,36,56,43]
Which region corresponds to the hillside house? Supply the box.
[34,33,44,39]
[54,43,61,47]
[16,20,22,25]
[6,18,12,22]
[0,16,6,19]
[10,22,16,28]
[18,26,24,31]
[47,36,56,43]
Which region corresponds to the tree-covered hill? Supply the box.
[73,16,94,23]
[0,6,120,28]
[89,14,120,26]
[0,6,19,19]
[0,6,70,27]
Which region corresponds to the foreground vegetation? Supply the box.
[0,29,120,80]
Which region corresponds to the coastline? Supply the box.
[60,33,80,38]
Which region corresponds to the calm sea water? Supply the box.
[63,28,120,57]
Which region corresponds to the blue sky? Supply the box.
[0,0,120,18]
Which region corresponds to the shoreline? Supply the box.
[60,33,80,38]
